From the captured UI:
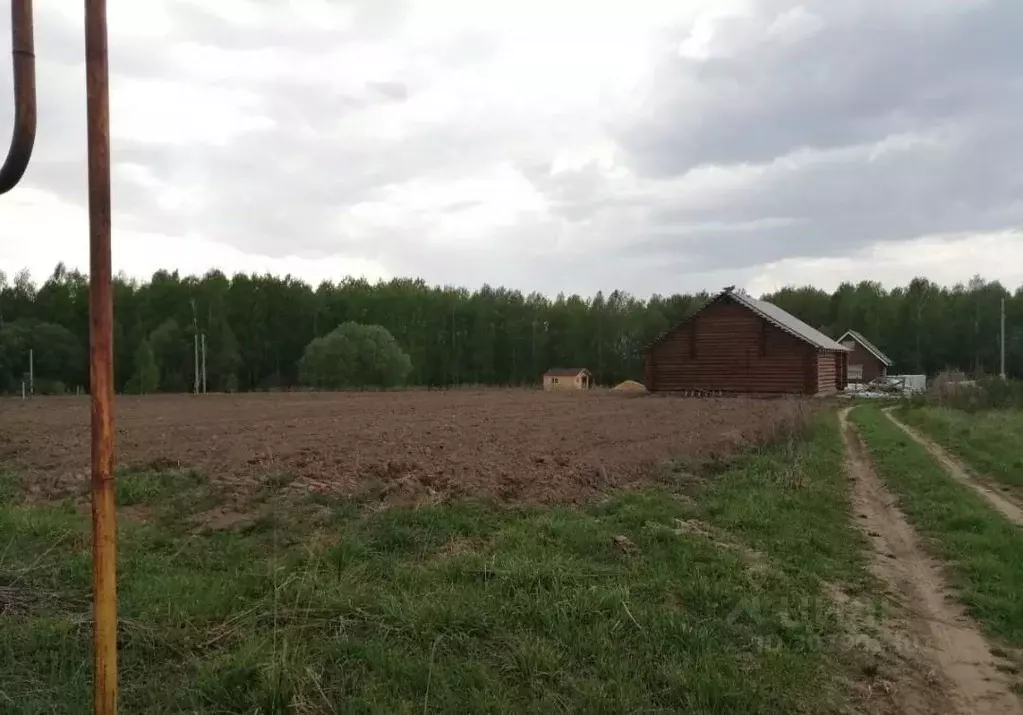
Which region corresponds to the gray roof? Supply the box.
[646,288,850,352]
[729,291,850,352]
[837,329,893,366]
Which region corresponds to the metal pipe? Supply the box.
[85,0,117,712]
[0,1,119,709]
[0,0,36,194]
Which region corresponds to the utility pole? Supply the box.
[84,1,119,711]
[2,1,119,710]
[1001,297,1007,380]
[201,332,207,394]
[190,298,199,395]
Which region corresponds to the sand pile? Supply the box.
[612,380,647,392]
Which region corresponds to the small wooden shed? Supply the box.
[837,330,893,383]
[644,287,850,395]
[543,368,592,391]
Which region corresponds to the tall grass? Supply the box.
[909,376,1023,412]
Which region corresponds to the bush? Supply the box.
[33,379,66,396]
[298,322,412,389]
[918,374,1023,412]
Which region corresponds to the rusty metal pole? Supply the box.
[85,0,117,713]
[0,0,36,195]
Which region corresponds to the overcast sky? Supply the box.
[1,0,1021,297]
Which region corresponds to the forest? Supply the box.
[0,264,1020,394]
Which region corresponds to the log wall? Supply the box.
[646,301,818,394]
[844,341,887,383]
[816,351,837,395]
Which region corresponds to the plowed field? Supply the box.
[0,390,809,504]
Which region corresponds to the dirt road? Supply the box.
[839,407,1022,715]
[882,408,1023,526]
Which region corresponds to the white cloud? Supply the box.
[746,230,1023,295]
[0,189,389,285]
[767,7,824,45]
[1,0,1022,297]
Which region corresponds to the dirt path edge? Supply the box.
[839,407,1022,715]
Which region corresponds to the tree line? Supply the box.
[0,264,1020,394]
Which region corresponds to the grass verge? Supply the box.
[898,405,1023,490]
[1,415,872,714]
[851,406,1023,647]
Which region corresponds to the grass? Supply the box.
[898,405,1023,489]
[851,406,1023,647]
[0,415,875,714]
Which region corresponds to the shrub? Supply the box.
[298,322,412,389]
[918,373,1023,412]
[33,379,66,396]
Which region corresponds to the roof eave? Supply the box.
[838,330,893,366]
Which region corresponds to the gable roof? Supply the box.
[837,329,893,366]
[543,367,591,377]
[647,288,850,353]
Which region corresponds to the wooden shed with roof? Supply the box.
[543,368,592,391]
[644,287,851,396]
[837,329,893,383]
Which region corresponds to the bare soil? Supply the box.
[883,408,1023,526]
[0,390,808,504]
[840,408,1023,715]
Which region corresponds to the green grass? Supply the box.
[851,406,1023,647]
[0,416,874,714]
[898,405,1023,488]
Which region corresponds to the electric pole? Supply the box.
[201,332,207,394]
[191,298,199,394]
[1001,297,1006,380]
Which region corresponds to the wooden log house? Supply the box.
[644,287,851,396]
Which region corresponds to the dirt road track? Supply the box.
[882,408,1023,526]
[839,408,1022,715]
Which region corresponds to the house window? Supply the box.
[553,377,559,384]
[848,365,863,381]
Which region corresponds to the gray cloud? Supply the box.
[620,1,1023,176]
[599,0,1023,274]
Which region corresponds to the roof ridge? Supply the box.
[838,329,893,366]
[645,289,850,353]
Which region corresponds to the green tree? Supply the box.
[125,339,159,394]
[299,322,412,389]
[210,321,241,392]
[149,318,189,392]
[0,320,32,391]
[0,319,83,392]
[2,261,1023,393]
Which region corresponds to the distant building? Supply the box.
[543,368,592,391]
[644,287,851,395]
[837,330,893,383]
